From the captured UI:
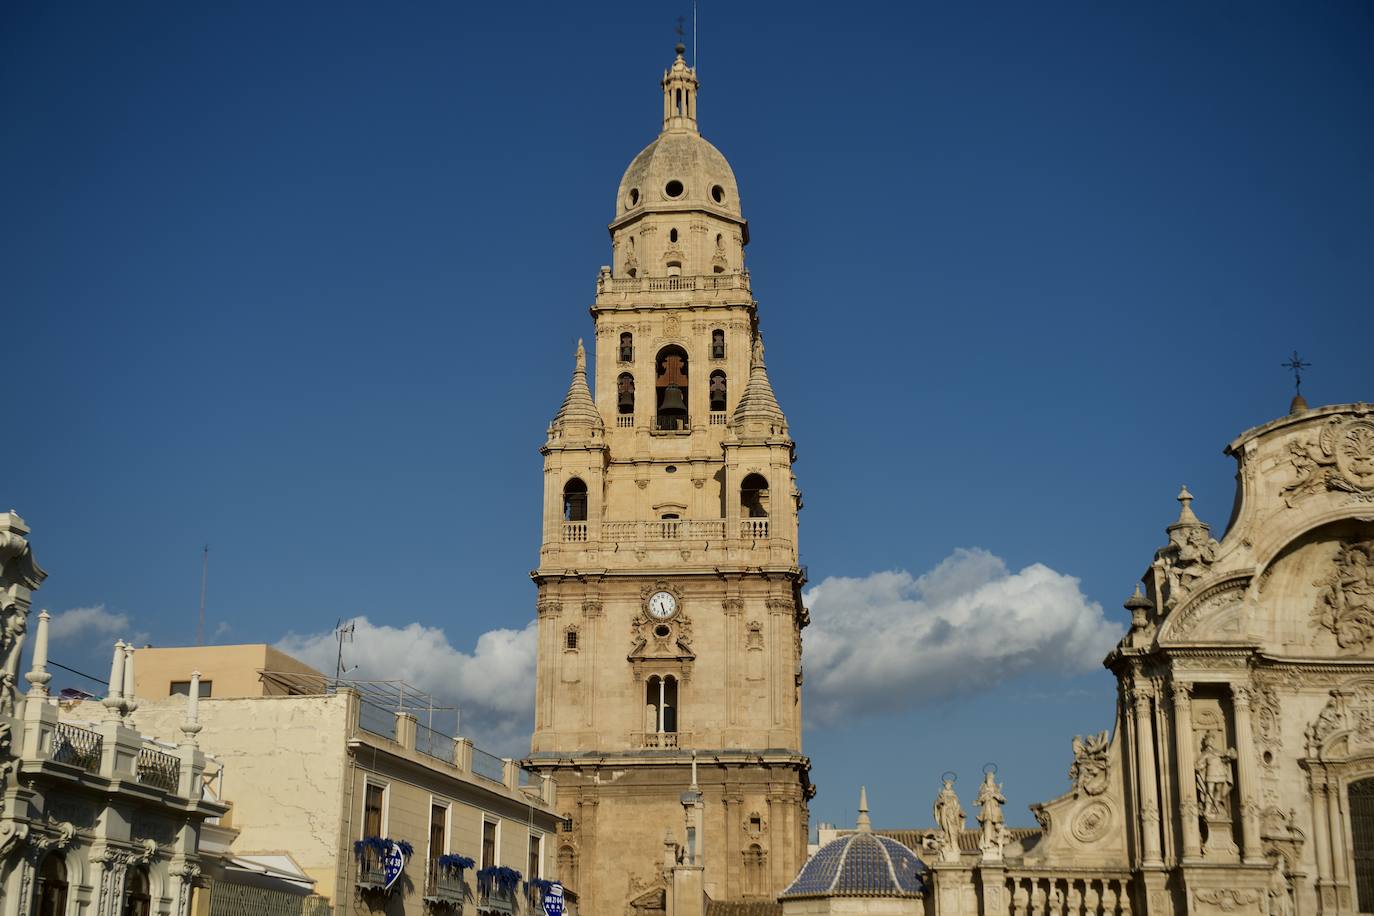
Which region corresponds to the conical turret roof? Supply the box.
[729,333,787,435]
[550,340,603,434]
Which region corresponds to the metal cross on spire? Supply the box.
[1282,350,1312,395]
[675,15,686,41]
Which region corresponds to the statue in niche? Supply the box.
[1311,541,1374,652]
[932,776,964,862]
[975,770,1008,856]
[1195,731,1238,818]
[0,603,25,716]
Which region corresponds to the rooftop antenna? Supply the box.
[693,1,698,69]
[334,618,356,683]
[196,544,209,646]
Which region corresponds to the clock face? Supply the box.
[648,591,678,619]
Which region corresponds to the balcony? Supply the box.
[52,722,102,772]
[740,519,769,539]
[599,520,727,543]
[425,865,467,908]
[136,745,181,793]
[633,731,686,749]
[596,270,750,297]
[561,522,588,543]
[652,415,691,435]
[355,848,388,892]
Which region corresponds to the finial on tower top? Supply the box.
[1282,350,1312,415]
[576,338,586,370]
[1175,485,1199,525]
[856,785,872,833]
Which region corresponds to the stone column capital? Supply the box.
[1171,681,1193,705]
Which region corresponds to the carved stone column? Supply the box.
[1310,773,1336,913]
[723,790,742,896]
[1171,681,1203,861]
[1230,685,1265,863]
[1132,681,1165,867]
[1326,775,1348,904]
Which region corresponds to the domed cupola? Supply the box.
[781,788,928,906]
[611,43,747,248]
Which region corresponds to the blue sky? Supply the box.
[5,1,1372,833]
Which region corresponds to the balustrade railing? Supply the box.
[740,519,769,539]
[52,722,102,772]
[136,745,181,792]
[562,519,751,546]
[597,271,750,296]
[616,415,634,428]
[709,411,727,425]
[1005,873,1134,916]
[633,731,684,749]
[561,522,588,543]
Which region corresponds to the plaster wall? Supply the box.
[132,644,325,699]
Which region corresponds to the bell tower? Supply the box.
[526,43,811,913]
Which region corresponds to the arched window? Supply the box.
[562,479,588,522]
[619,332,634,362]
[122,866,152,916]
[655,346,689,431]
[743,844,766,897]
[617,373,635,415]
[711,329,725,359]
[36,853,68,916]
[709,371,727,411]
[645,675,678,734]
[1352,778,1374,911]
[741,474,769,518]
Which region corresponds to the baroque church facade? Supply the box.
[525,44,811,914]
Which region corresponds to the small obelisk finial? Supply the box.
[1175,485,1199,525]
[856,785,872,833]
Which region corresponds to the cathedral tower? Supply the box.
[526,44,812,913]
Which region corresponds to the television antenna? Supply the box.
[334,619,356,682]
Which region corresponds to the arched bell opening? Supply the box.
[709,370,727,412]
[711,329,725,359]
[122,865,152,916]
[655,346,689,431]
[741,473,769,518]
[562,478,588,522]
[619,332,634,362]
[617,373,635,415]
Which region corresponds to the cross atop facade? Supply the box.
[675,16,686,40]
[1282,350,1312,395]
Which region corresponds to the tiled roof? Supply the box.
[781,833,926,899]
[705,901,783,916]
[865,828,1040,853]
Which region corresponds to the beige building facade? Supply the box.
[118,647,566,916]
[526,43,811,915]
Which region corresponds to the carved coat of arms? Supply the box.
[1283,416,1374,506]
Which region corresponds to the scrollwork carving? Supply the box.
[1311,541,1374,653]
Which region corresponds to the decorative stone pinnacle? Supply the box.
[1175,485,1199,525]
[104,639,127,714]
[856,785,872,833]
[25,609,51,695]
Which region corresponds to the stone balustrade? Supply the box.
[596,270,751,297]
[632,731,686,749]
[1004,872,1135,916]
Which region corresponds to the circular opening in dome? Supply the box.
[654,624,671,638]
[664,180,684,199]
[711,185,725,204]
[628,188,640,208]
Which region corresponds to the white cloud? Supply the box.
[276,617,538,755]
[48,605,131,643]
[802,548,1121,724]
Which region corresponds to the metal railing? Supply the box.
[471,747,506,784]
[416,723,453,763]
[136,745,181,792]
[357,700,396,740]
[52,722,102,772]
[424,865,467,904]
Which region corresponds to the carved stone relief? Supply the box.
[1070,800,1113,843]
[1282,415,1374,506]
[1310,540,1374,653]
[1068,731,1110,797]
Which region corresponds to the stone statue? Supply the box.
[0,604,26,716]
[1267,856,1294,916]
[932,777,964,862]
[975,771,1007,856]
[1312,541,1374,652]
[1195,731,1237,818]
[1069,731,1110,797]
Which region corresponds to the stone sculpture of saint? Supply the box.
[1195,732,1237,818]
[975,771,1006,852]
[932,777,964,859]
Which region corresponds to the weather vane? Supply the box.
[1282,351,1312,395]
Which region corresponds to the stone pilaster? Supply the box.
[1230,685,1265,864]
[1171,681,1203,862]
[1132,681,1164,867]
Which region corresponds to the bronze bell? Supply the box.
[618,390,634,410]
[660,384,687,415]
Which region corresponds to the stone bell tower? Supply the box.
[525,43,812,915]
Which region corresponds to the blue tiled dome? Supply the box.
[780,832,927,899]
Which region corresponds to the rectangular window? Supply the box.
[481,819,498,870]
[429,802,448,863]
[363,783,386,839]
[527,832,543,879]
[169,680,213,698]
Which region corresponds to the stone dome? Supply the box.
[781,833,927,900]
[615,130,743,221]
